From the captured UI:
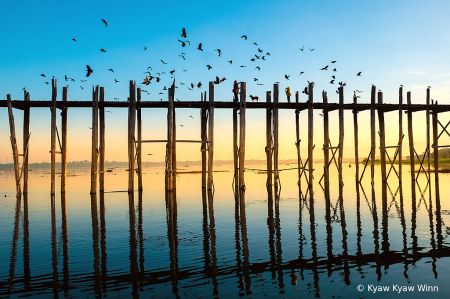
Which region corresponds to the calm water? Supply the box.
[1,163,449,298]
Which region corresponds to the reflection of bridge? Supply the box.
[2,80,448,197]
[2,177,448,298]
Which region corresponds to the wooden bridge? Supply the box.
[2,80,446,197]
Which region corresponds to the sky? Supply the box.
[1,0,450,164]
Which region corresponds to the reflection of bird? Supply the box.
[101,19,108,27]
[86,65,93,77]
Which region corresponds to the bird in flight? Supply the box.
[144,46,147,50]
[170,70,175,75]
[80,79,86,82]
[356,72,362,76]
[71,38,77,42]
[255,66,260,71]
[253,42,258,46]
[197,82,202,88]
[240,65,247,67]
[161,59,167,64]
[331,61,336,63]
[299,46,304,52]
[180,125,184,127]
[182,68,188,72]
[320,65,328,70]
[228,60,232,65]
[178,53,185,60]
[299,71,304,75]
[114,79,119,83]
[197,43,203,51]
[285,74,290,80]
[108,69,114,72]
[333,68,337,72]
[45,82,49,85]
[241,35,247,40]
[86,65,93,77]
[329,80,335,84]
[189,115,193,119]
[114,97,119,100]
[41,74,46,77]
[101,19,108,27]
[100,49,106,52]
[309,48,315,51]
[206,65,212,70]
[80,86,84,89]
[258,48,263,53]
[181,28,187,38]
[215,49,222,57]
[178,40,190,47]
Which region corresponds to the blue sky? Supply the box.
[1,0,450,163]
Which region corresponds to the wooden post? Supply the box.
[295,91,302,186]
[273,84,279,187]
[432,104,438,186]
[129,81,136,193]
[91,86,99,194]
[136,87,142,190]
[308,82,314,186]
[172,81,177,189]
[266,91,273,187]
[338,86,344,186]
[201,92,207,188]
[398,87,403,184]
[23,91,30,194]
[353,94,359,183]
[370,85,376,183]
[322,91,329,187]
[378,92,386,182]
[407,92,415,185]
[233,91,239,188]
[239,82,246,189]
[51,79,57,195]
[426,88,431,181]
[61,87,68,192]
[208,82,214,190]
[6,95,21,196]
[99,87,106,192]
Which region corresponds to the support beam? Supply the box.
[338,86,344,186]
[172,80,177,189]
[99,87,106,192]
[432,104,439,187]
[378,92,387,183]
[61,87,68,192]
[426,88,430,182]
[266,91,273,187]
[233,90,239,188]
[398,87,403,184]
[323,90,329,187]
[353,94,359,183]
[239,82,246,189]
[370,85,376,183]
[208,82,215,190]
[295,91,302,186]
[7,94,21,196]
[129,81,136,193]
[136,87,142,191]
[273,84,279,188]
[201,91,207,188]
[308,82,314,186]
[23,91,30,194]
[91,86,99,194]
[51,79,57,195]
[407,92,415,188]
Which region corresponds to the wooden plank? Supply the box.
[233,90,239,188]
[136,87,142,191]
[273,84,279,187]
[7,94,21,196]
[99,87,106,192]
[378,92,386,182]
[91,86,99,194]
[407,92,415,185]
[426,88,430,182]
[338,87,344,186]
[51,79,57,195]
[61,87,68,192]
[129,81,136,193]
[323,90,329,187]
[23,91,30,194]
[370,85,376,183]
[208,82,215,190]
[266,91,273,187]
[308,82,314,186]
[398,87,403,184]
[353,94,359,183]
[201,91,207,188]
[432,104,439,186]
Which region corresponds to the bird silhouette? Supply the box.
[241,35,247,40]
[197,82,202,88]
[147,66,152,70]
[214,49,222,57]
[114,98,119,100]
[108,69,114,72]
[253,42,258,46]
[299,46,304,52]
[41,74,46,77]
[329,80,335,84]
[285,74,290,80]
[178,39,190,47]
[86,65,93,77]
[100,49,106,52]
[189,115,193,119]
[309,48,315,51]
[161,59,167,64]
[206,65,212,70]
[258,48,263,53]
[65,75,68,81]
[80,86,84,89]
[180,125,184,127]
[331,61,336,63]
[181,28,187,38]
[45,82,49,85]
[253,78,258,81]
[214,76,220,84]
[240,65,247,67]
[182,68,188,72]
[356,72,362,76]
[255,66,260,71]
[197,43,203,51]
[299,71,304,75]
[114,79,119,83]
[320,65,328,70]
[144,46,147,50]
[101,19,108,27]
[80,79,86,82]
[71,38,77,42]
[333,68,337,72]
[228,60,232,65]
[302,87,308,95]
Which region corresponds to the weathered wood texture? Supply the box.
[398,87,403,184]
[338,87,344,186]
[201,91,207,188]
[370,85,376,183]
[137,87,142,191]
[296,91,302,186]
[61,87,68,192]
[99,87,106,192]
[308,83,314,185]
[7,94,21,196]
[378,92,386,182]
[239,82,246,189]
[51,79,57,195]
[208,82,214,190]
[91,86,99,194]
[273,84,279,187]
[23,91,30,193]
[323,91,329,186]
[233,91,239,187]
[172,80,177,189]
[353,94,359,183]
[266,91,273,187]
[129,81,136,193]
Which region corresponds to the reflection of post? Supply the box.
[398,185,409,278]
[61,192,70,296]
[274,186,284,289]
[298,186,305,281]
[202,188,211,278]
[308,187,320,297]
[23,194,31,292]
[90,194,101,298]
[207,189,219,296]
[201,92,207,188]
[324,181,333,276]
[239,82,246,189]
[166,190,179,296]
[51,195,59,297]
[267,186,276,279]
[233,189,244,293]
[23,90,30,193]
[239,189,252,294]
[128,192,139,297]
[339,184,350,285]
[91,86,99,194]
[99,87,106,192]
[427,187,437,278]
[137,190,145,288]
[7,195,21,295]
[266,91,273,187]
[99,191,108,293]
[61,87,68,193]
[355,184,363,276]
[411,182,418,263]
[371,186,382,280]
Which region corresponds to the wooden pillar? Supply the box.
[378,92,386,182]
[308,82,314,186]
[239,82,246,189]
[338,86,344,186]
[99,87,106,192]
[353,94,359,183]
[6,95,21,196]
[51,79,57,195]
[23,91,30,194]
[201,92,207,188]
[426,88,431,181]
[91,86,99,194]
[273,84,279,187]
[407,92,415,185]
[266,91,273,187]
[398,87,403,184]
[61,87,68,193]
[295,91,302,186]
[129,81,136,193]
[370,85,376,183]
[233,91,239,187]
[136,88,142,191]
[208,82,214,190]
[172,81,177,189]
[322,91,329,186]
[432,104,438,186]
